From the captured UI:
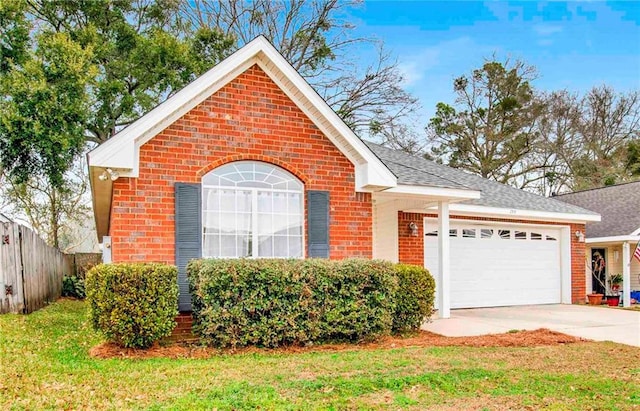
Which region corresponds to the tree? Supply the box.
[0,0,234,249]
[0,159,92,251]
[0,0,30,74]
[0,27,96,187]
[626,139,640,177]
[180,0,419,140]
[571,86,640,189]
[426,59,546,189]
[1,0,235,186]
[535,90,583,195]
[538,86,640,192]
[24,0,235,145]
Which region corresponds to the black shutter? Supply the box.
[174,183,202,311]
[307,190,330,258]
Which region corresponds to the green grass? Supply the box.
[1,300,639,410]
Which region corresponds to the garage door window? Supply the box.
[425,223,560,242]
[462,229,476,238]
[499,229,511,239]
[480,229,493,239]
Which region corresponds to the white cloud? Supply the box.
[537,38,554,46]
[398,37,499,88]
[533,24,564,36]
[532,24,564,46]
[397,49,440,87]
[395,37,502,120]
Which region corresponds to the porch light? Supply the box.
[575,230,585,242]
[408,222,419,237]
[98,168,120,182]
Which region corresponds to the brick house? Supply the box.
[555,181,640,307]
[88,36,600,316]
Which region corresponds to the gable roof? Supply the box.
[86,35,598,241]
[554,181,640,238]
[366,142,600,220]
[88,35,396,190]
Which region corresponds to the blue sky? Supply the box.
[348,1,640,120]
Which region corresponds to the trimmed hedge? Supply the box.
[188,258,434,348]
[85,263,179,348]
[392,264,435,332]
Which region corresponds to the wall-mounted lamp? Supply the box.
[408,222,419,237]
[575,230,585,243]
[98,168,120,182]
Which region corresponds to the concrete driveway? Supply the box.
[422,304,640,347]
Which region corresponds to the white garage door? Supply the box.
[424,220,562,309]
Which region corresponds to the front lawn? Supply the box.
[1,300,639,410]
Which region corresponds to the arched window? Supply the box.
[202,161,304,258]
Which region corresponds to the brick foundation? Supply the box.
[164,312,197,344]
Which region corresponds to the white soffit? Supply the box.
[586,235,640,244]
[432,203,602,223]
[87,35,397,190]
[380,184,481,200]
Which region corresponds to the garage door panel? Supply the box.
[425,221,562,309]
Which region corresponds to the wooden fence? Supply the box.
[0,221,74,314]
[68,252,102,278]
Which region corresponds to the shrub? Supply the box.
[62,261,98,300]
[392,264,435,333]
[62,275,85,299]
[188,258,398,348]
[85,263,179,348]
[316,259,398,342]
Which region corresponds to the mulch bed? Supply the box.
[89,328,588,359]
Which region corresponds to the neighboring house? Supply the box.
[0,213,12,223]
[555,181,640,307]
[87,36,599,316]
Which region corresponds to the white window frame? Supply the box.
[201,161,304,259]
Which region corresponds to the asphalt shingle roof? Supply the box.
[554,181,640,237]
[364,141,599,217]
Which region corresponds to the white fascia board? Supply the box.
[586,235,640,244]
[443,203,601,223]
[380,184,481,200]
[256,45,396,189]
[87,35,397,189]
[88,46,261,172]
[631,227,640,236]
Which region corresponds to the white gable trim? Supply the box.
[379,184,480,200]
[436,203,601,223]
[88,36,396,190]
[586,235,640,244]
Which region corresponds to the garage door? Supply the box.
[424,220,562,309]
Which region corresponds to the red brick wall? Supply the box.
[397,212,587,304]
[109,64,372,263]
[569,222,586,303]
[398,212,425,266]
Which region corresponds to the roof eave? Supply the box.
[379,184,481,200]
[586,235,640,244]
[444,203,601,223]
